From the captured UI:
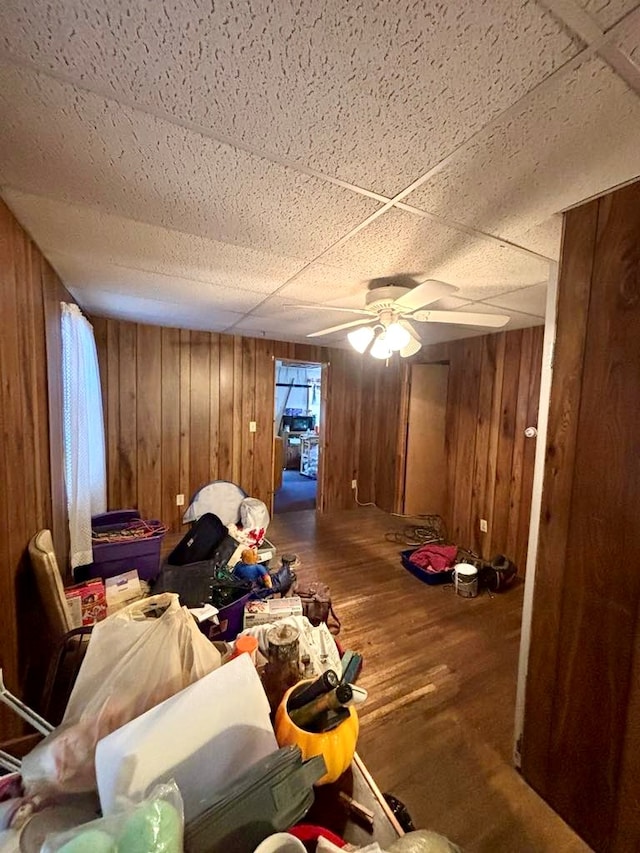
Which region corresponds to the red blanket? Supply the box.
[410,543,458,573]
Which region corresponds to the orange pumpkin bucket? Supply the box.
[274,680,359,785]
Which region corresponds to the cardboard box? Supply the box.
[243,595,302,629]
[105,570,143,614]
[65,580,107,627]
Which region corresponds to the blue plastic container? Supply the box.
[400,549,453,586]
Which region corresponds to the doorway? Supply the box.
[273,360,323,514]
[402,363,449,516]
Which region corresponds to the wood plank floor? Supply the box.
[269,507,592,853]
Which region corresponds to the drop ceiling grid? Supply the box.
[0,2,636,342]
[402,53,640,249]
[0,0,632,272]
[316,207,550,298]
[574,0,640,29]
[0,62,381,263]
[0,0,583,196]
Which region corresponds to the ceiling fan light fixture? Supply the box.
[400,336,422,358]
[370,332,393,360]
[347,325,375,353]
[385,322,411,351]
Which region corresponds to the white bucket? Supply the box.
[453,563,478,598]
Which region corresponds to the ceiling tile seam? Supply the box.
[475,301,545,319]
[534,0,603,43]
[0,183,329,270]
[222,202,397,332]
[599,41,640,97]
[38,246,305,298]
[536,0,640,98]
[69,285,243,316]
[0,48,391,206]
[560,171,640,211]
[393,201,556,263]
[376,6,640,214]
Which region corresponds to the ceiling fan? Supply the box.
[304,278,510,358]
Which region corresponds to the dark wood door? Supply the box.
[521,180,640,852]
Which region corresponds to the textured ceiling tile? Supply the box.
[0,0,580,194]
[75,289,244,332]
[574,0,640,29]
[3,190,305,294]
[321,207,550,299]
[277,264,372,307]
[507,216,563,259]
[405,57,640,248]
[46,252,266,314]
[245,296,360,327]
[0,65,380,260]
[482,282,547,316]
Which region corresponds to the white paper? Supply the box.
[95,655,277,821]
[189,603,219,623]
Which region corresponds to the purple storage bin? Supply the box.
[199,591,253,642]
[86,510,165,581]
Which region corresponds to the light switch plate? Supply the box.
[249,421,257,433]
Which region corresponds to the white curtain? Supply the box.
[61,303,107,569]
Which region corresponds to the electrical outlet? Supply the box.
[249,421,257,433]
[480,518,488,533]
[176,494,185,506]
[351,479,357,490]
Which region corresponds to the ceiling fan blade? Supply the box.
[392,280,457,312]
[285,303,376,317]
[409,310,510,328]
[306,317,373,338]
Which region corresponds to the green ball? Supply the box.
[118,799,181,853]
[57,828,116,853]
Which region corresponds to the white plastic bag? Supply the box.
[41,780,183,853]
[22,595,220,796]
[239,498,270,535]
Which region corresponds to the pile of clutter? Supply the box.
[0,483,462,852]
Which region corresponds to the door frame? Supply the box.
[271,358,327,515]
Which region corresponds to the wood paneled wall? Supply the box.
[422,327,543,573]
[0,199,71,738]
[356,327,544,572]
[522,182,640,852]
[92,319,365,530]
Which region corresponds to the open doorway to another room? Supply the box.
[273,360,322,514]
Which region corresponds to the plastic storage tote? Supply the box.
[400,548,453,586]
[80,510,165,582]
